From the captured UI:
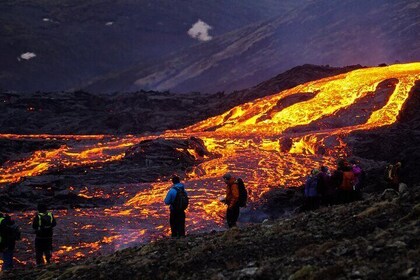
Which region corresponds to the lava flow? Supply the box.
[0,63,419,268]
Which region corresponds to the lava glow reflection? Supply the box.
[0,63,419,267]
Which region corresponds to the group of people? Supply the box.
[0,204,56,272]
[304,158,405,211]
[304,159,366,210]
[164,173,246,237]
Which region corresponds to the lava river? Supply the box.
[0,63,419,268]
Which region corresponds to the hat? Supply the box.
[223,173,233,181]
[311,168,320,175]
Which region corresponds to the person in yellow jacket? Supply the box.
[32,204,56,266]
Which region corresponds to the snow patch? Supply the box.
[105,21,114,26]
[20,52,37,60]
[187,19,213,42]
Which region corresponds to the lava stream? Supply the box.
[0,62,419,266]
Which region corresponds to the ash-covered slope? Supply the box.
[83,0,420,93]
[0,0,304,92]
[4,185,419,280]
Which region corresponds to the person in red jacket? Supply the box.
[338,164,355,203]
[221,173,240,228]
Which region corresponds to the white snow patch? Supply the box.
[105,21,114,26]
[187,19,213,42]
[43,18,51,22]
[20,52,36,60]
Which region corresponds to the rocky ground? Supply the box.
[2,184,418,280]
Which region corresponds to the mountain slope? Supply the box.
[83,0,420,93]
[0,0,305,91]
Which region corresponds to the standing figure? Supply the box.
[0,214,20,272]
[318,166,334,206]
[338,163,355,204]
[222,173,240,228]
[32,204,56,266]
[164,175,189,237]
[389,162,402,191]
[304,169,320,210]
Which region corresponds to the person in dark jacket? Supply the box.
[32,204,56,266]
[0,214,20,271]
[164,175,188,237]
[221,173,240,228]
[318,166,335,206]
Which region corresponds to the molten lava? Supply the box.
[0,63,419,267]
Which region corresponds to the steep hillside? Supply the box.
[83,0,420,93]
[0,0,304,91]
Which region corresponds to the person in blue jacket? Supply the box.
[304,168,320,211]
[164,175,188,237]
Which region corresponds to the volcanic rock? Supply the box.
[0,65,361,135]
[3,185,419,280]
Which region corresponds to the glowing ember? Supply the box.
[1,63,419,268]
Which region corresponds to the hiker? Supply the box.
[388,162,402,191]
[318,166,334,206]
[350,160,364,200]
[0,214,20,272]
[32,204,57,266]
[304,169,320,210]
[221,173,241,228]
[337,162,355,204]
[164,175,189,237]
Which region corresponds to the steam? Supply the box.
[20,52,36,60]
[187,19,213,42]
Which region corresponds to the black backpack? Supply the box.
[38,213,53,230]
[236,178,248,207]
[173,187,189,211]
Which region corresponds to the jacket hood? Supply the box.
[172,183,185,189]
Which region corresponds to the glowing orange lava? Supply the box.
[1,62,419,267]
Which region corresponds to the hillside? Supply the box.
[0,0,304,92]
[2,185,419,279]
[83,0,420,93]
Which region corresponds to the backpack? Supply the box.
[173,187,189,211]
[38,212,53,230]
[236,178,248,207]
[340,171,355,191]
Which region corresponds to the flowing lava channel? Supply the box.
[0,63,419,267]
